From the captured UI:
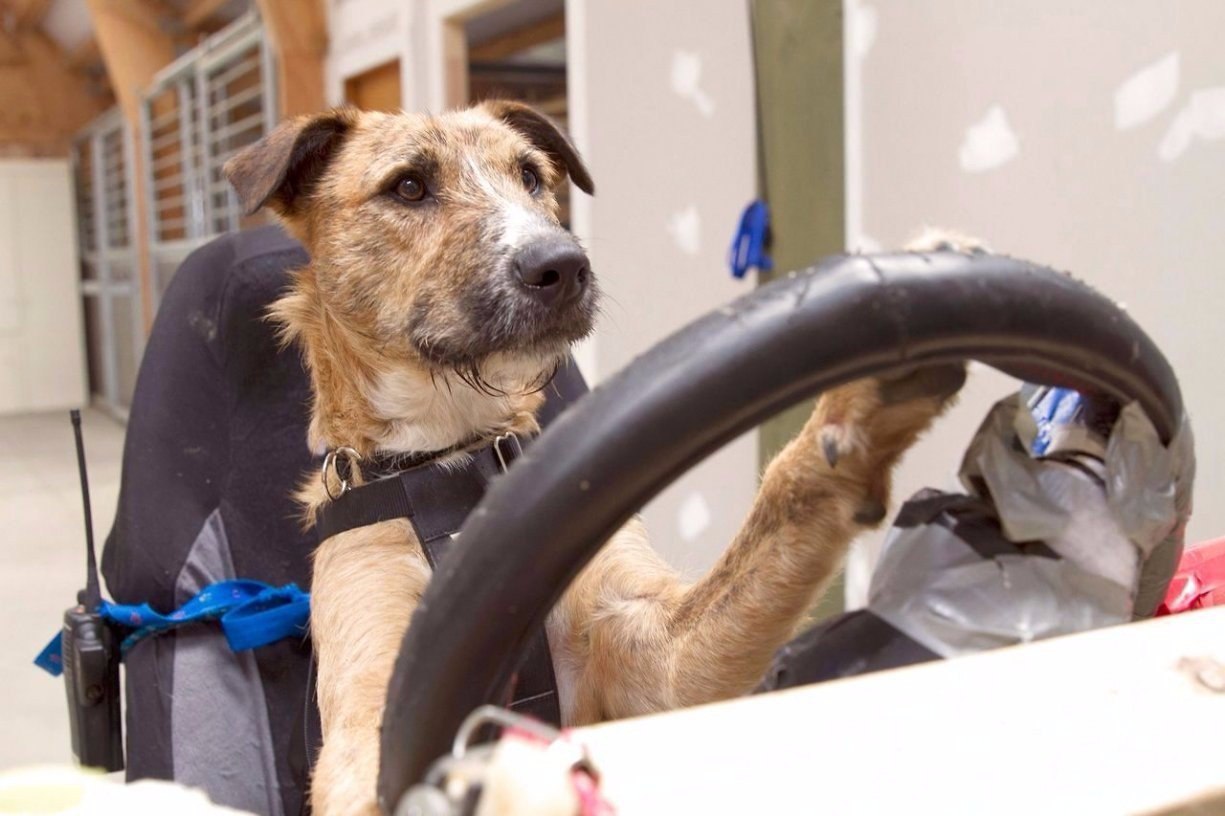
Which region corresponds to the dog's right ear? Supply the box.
[224,108,358,217]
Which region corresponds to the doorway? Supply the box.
[345,59,403,113]
[459,0,569,223]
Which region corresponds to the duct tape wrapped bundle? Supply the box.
[868,386,1196,656]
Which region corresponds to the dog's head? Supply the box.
[224,102,596,398]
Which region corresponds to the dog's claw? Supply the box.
[822,435,841,467]
[853,499,887,526]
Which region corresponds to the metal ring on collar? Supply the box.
[493,433,522,473]
[321,446,362,501]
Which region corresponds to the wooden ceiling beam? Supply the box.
[469,12,565,62]
[254,0,327,55]
[0,28,23,64]
[88,0,177,38]
[0,28,106,154]
[182,0,231,30]
[85,0,175,123]
[67,36,103,71]
[254,0,327,117]
[4,0,55,29]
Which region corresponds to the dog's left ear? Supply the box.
[481,100,595,196]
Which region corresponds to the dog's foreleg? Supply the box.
[308,522,430,816]
[562,369,963,722]
[664,368,964,703]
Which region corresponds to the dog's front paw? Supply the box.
[906,227,988,255]
[812,364,964,466]
[810,363,965,526]
[813,378,879,469]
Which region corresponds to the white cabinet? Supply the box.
[0,160,87,415]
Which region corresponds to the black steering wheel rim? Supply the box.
[377,251,1184,810]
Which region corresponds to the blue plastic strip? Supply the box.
[33,580,310,677]
[1030,386,1082,455]
[35,633,64,677]
[728,199,772,279]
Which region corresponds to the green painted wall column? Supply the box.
[751,0,847,620]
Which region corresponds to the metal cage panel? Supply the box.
[140,12,276,306]
[72,108,142,417]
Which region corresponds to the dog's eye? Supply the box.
[520,166,540,195]
[394,176,428,203]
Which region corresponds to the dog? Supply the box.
[224,101,967,815]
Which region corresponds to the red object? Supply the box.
[1157,537,1225,615]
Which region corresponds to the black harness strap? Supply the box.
[314,362,588,727]
[314,441,510,546]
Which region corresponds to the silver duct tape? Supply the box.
[869,522,1133,657]
[868,391,1194,658]
[1107,403,1195,550]
[1107,404,1196,617]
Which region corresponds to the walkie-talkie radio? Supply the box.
[60,409,124,771]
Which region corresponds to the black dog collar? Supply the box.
[313,434,522,548]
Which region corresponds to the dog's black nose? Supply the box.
[513,239,590,306]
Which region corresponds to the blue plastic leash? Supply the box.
[34,580,310,677]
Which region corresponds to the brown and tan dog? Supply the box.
[225,102,966,815]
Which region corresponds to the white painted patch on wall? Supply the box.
[1159,106,1197,162]
[671,51,716,118]
[678,491,712,542]
[1193,87,1225,139]
[667,206,702,255]
[959,105,1019,173]
[1159,87,1225,162]
[852,4,878,60]
[1114,52,1180,130]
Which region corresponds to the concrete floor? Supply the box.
[0,409,124,770]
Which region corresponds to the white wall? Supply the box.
[0,160,87,415]
[844,0,1225,603]
[571,0,758,575]
[325,0,415,108]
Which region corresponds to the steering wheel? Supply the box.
[377,251,1185,810]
